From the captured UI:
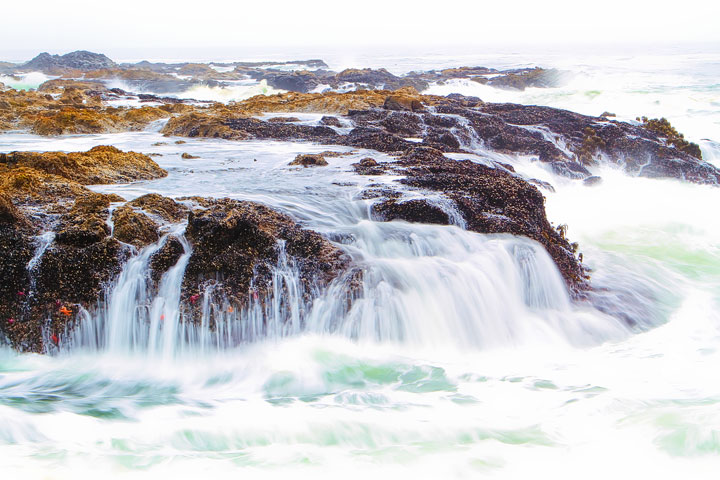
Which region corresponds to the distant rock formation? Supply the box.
[22,50,117,72]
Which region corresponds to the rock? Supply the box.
[289,154,329,167]
[384,94,425,112]
[583,176,603,187]
[55,193,113,247]
[149,236,185,285]
[371,199,451,225]
[183,198,347,304]
[22,51,117,72]
[362,147,589,294]
[181,152,199,159]
[0,146,167,185]
[126,194,187,223]
[268,116,301,123]
[320,116,343,127]
[111,206,160,248]
[486,68,563,90]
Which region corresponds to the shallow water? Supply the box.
[1,50,720,478]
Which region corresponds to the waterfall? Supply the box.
[61,217,627,356]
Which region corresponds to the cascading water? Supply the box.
[2,49,720,480]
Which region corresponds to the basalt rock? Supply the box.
[22,51,117,72]
[289,154,329,167]
[111,205,160,248]
[359,147,588,294]
[0,146,167,185]
[0,147,172,351]
[182,198,348,306]
[371,198,451,225]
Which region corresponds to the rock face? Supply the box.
[0,147,167,351]
[357,147,588,294]
[182,198,348,307]
[0,147,351,352]
[22,51,117,72]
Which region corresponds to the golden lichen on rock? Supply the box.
[0,146,167,185]
[637,116,702,159]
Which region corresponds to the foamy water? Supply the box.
[1,49,720,479]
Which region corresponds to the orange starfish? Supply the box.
[59,306,72,316]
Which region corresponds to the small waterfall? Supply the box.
[25,231,55,300]
[62,215,626,355]
[305,221,626,348]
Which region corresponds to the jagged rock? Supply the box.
[149,235,185,285]
[486,68,564,90]
[182,198,348,304]
[371,198,451,225]
[111,206,160,248]
[289,154,329,167]
[268,116,301,123]
[320,116,343,127]
[362,147,588,294]
[126,194,187,223]
[22,51,116,72]
[0,146,167,185]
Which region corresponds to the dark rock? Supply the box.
[183,198,347,304]
[371,199,451,225]
[289,154,329,167]
[363,147,588,294]
[149,235,185,285]
[112,206,160,248]
[23,50,117,72]
[320,116,343,127]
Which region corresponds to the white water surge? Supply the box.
[1,50,720,479]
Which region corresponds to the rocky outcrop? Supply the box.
[0,82,193,134]
[181,198,349,310]
[0,147,169,351]
[356,147,588,293]
[289,154,329,167]
[160,88,719,185]
[22,51,117,72]
[0,146,167,185]
[0,146,353,352]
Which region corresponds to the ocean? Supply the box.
[1,46,719,479]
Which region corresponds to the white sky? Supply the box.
[2,0,720,61]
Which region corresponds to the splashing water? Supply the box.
[1,50,720,479]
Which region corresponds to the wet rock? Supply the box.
[126,194,188,223]
[149,235,185,285]
[583,176,603,187]
[384,93,425,112]
[181,152,199,159]
[111,206,160,248]
[55,193,113,247]
[371,199,451,225]
[289,154,329,167]
[22,50,117,72]
[320,116,343,127]
[0,146,167,185]
[267,116,301,123]
[183,198,348,303]
[362,147,588,293]
[486,68,564,90]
